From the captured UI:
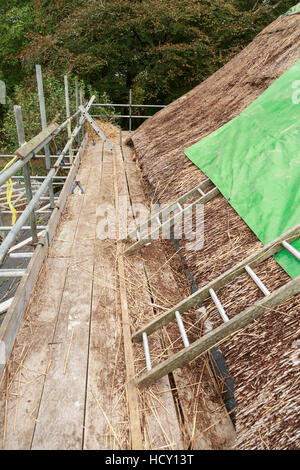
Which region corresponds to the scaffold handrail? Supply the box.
[0,96,95,265]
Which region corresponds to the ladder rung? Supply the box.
[142,332,152,371]
[0,297,13,314]
[136,230,141,241]
[175,311,190,347]
[156,216,162,227]
[125,186,219,255]
[124,179,212,243]
[0,226,47,231]
[282,240,300,261]
[245,265,270,296]
[0,269,26,277]
[132,223,300,347]
[197,188,205,196]
[209,288,229,322]
[9,252,33,259]
[136,273,300,388]
[177,202,183,212]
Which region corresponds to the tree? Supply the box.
[0,0,297,134]
[16,0,296,105]
[0,1,34,91]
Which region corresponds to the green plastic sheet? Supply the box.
[185,59,300,279]
[286,2,300,14]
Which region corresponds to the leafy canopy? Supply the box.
[4,0,296,104]
[0,0,297,147]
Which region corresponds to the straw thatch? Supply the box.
[126,13,300,450]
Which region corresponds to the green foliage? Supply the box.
[0,70,101,154]
[14,0,296,105]
[0,1,34,91]
[234,1,295,13]
[96,92,116,121]
[0,0,297,137]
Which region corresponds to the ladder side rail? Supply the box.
[125,178,212,241]
[125,186,219,255]
[136,274,300,388]
[132,222,300,342]
[282,240,300,261]
[78,105,114,153]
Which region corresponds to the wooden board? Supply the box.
[15,123,59,159]
[0,136,88,383]
[83,147,129,450]
[123,253,184,450]
[49,165,90,259]
[116,145,184,449]
[31,256,93,449]
[83,239,127,450]
[117,249,143,449]
[0,137,88,449]
[0,257,69,449]
[31,145,99,449]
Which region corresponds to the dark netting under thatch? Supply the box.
[126,14,300,449]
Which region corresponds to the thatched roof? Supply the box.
[126,13,300,449]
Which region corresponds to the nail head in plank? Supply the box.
[0,136,88,382]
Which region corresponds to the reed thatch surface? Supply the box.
[126,14,300,450]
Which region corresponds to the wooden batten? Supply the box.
[14,123,59,159]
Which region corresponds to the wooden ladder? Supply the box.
[133,223,300,388]
[124,178,219,255]
[78,105,114,153]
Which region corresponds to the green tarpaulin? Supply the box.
[286,2,300,14]
[185,59,300,279]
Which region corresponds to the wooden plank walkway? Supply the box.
[0,133,235,449]
[114,144,184,450]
